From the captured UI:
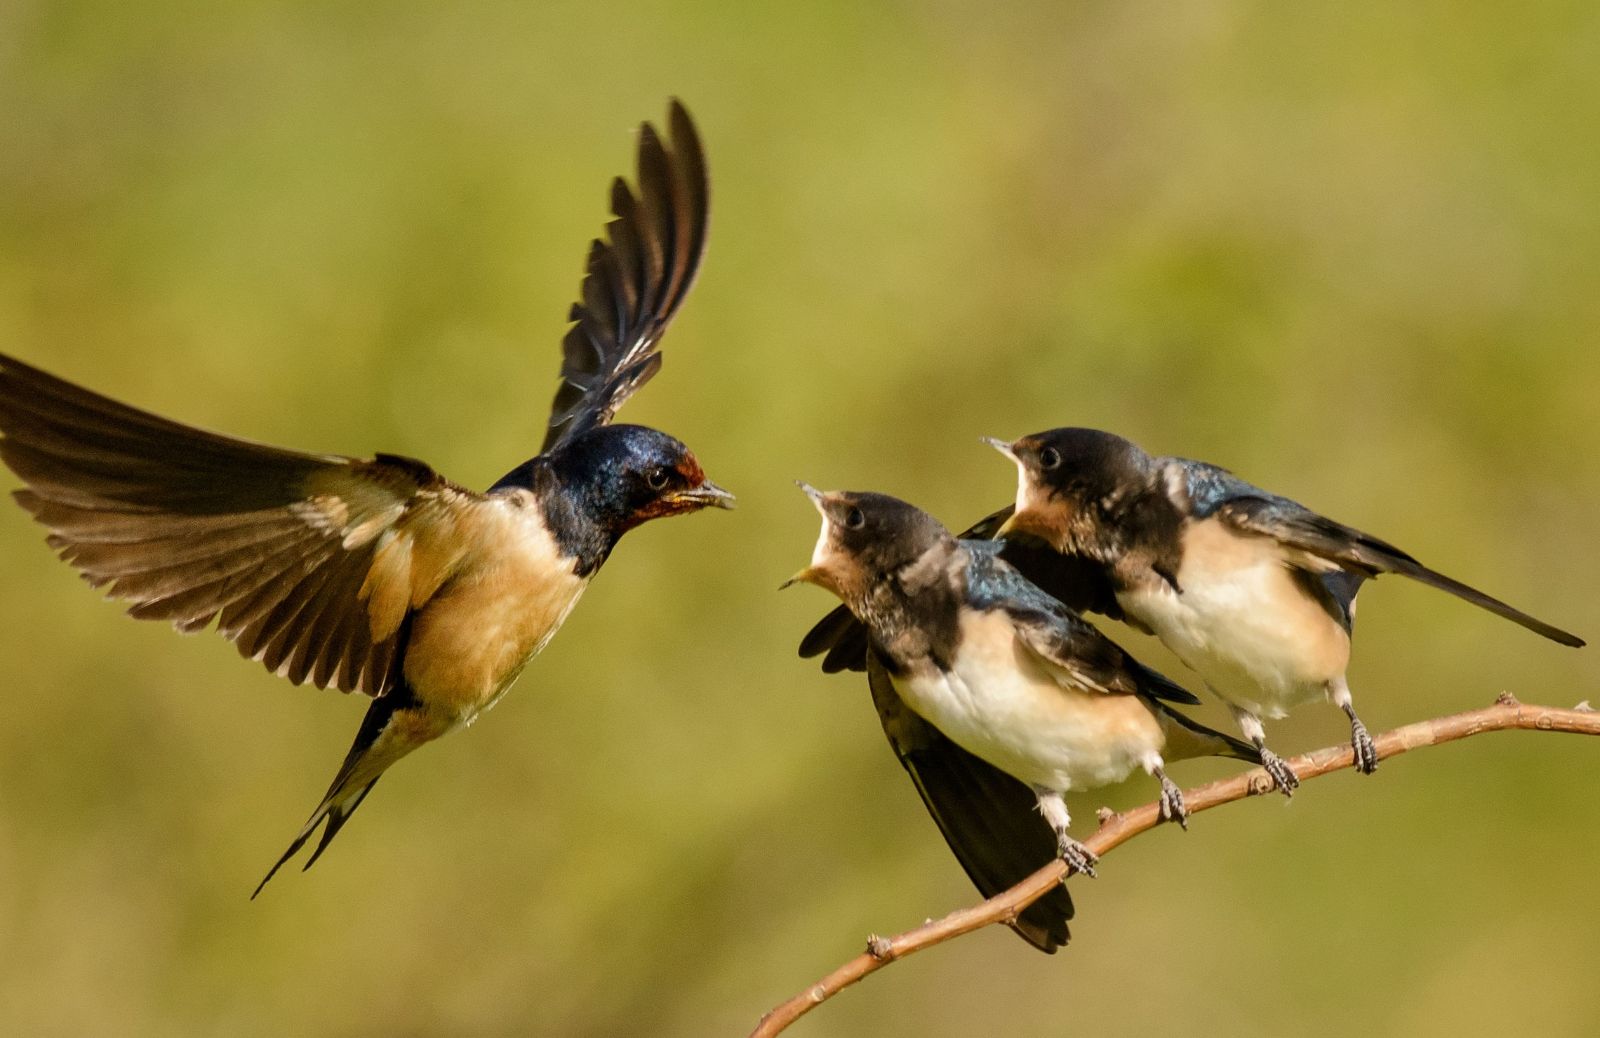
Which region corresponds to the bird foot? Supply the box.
[1156,773,1189,830]
[1056,835,1099,878]
[1260,749,1300,798]
[1350,718,1379,774]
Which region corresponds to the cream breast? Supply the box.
[403,495,588,717]
[1120,517,1350,717]
[893,609,1166,792]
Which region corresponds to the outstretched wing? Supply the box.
[0,352,484,697]
[798,505,1122,674]
[867,651,1072,952]
[542,100,710,453]
[1176,459,1582,647]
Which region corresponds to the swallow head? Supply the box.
[545,423,733,540]
[784,484,949,607]
[987,427,1150,553]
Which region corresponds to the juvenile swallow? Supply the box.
[797,508,1118,951]
[987,427,1584,793]
[785,487,1260,933]
[0,101,732,894]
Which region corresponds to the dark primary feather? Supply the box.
[1178,459,1584,648]
[0,351,479,698]
[799,505,1122,674]
[542,100,710,453]
[867,652,1072,953]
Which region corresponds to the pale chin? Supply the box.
[809,519,835,570]
[1013,458,1037,514]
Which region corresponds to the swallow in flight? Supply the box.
[785,486,1260,922]
[987,427,1584,793]
[0,101,732,894]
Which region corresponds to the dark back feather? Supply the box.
[799,505,1122,673]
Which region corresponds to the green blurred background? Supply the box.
[2,2,1597,1035]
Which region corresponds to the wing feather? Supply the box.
[1179,460,1584,648]
[0,352,485,697]
[867,652,1072,952]
[800,505,1123,673]
[541,100,709,452]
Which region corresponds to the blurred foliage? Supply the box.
[2,1,1598,1035]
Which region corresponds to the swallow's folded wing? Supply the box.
[867,651,1073,953]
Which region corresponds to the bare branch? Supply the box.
[749,695,1600,1037]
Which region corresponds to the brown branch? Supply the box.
[749,694,1600,1038]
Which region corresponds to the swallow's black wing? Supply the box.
[0,352,487,697]
[1177,460,1583,648]
[541,101,709,453]
[867,652,1072,953]
[963,544,1200,706]
[799,505,1122,673]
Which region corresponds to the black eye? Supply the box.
[844,507,865,530]
[1038,446,1062,470]
[646,468,669,490]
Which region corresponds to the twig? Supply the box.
[749,694,1600,1037]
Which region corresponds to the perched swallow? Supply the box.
[797,507,1121,951]
[988,427,1584,793]
[0,101,732,894]
[786,487,1259,942]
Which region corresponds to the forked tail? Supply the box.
[252,689,424,898]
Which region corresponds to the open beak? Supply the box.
[983,437,1035,538]
[781,481,831,589]
[671,480,736,510]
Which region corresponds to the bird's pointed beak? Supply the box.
[981,435,1018,461]
[996,506,1053,540]
[779,565,822,591]
[672,480,736,510]
[795,480,828,513]
[782,482,832,589]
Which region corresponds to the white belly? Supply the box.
[1120,521,1350,719]
[892,612,1165,792]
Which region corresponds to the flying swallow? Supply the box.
[785,486,1260,944]
[0,101,733,894]
[986,427,1584,793]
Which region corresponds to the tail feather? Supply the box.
[1389,558,1584,647]
[1130,659,1202,706]
[303,780,381,872]
[252,690,420,898]
[1155,701,1263,765]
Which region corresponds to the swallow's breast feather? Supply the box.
[893,610,1164,792]
[1119,516,1350,717]
[402,494,588,719]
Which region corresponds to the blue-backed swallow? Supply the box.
[785,487,1260,947]
[986,427,1584,794]
[797,506,1120,951]
[0,101,733,895]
